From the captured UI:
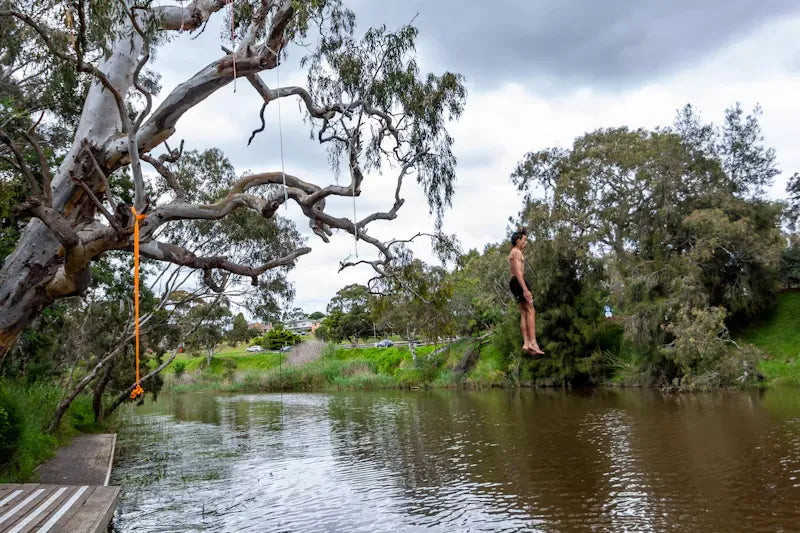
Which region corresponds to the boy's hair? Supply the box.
[510,228,528,247]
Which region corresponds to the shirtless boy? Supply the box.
[508,229,544,356]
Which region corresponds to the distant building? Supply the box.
[248,322,273,333]
[285,317,321,335]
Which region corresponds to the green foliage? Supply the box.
[302,19,466,220]
[372,258,455,344]
[0,381,97,482]
[0,175,28,268]
[228,313,250,345]
[738,292,800,384]
[781,235,800,289]
[0,388,23,464]
[510,104,785,387]
[258,325,302,350]
[184,296,233,360]
[172,361,187,379]
[787,173,800,231]
[167,351,285,375]
[321,284,372,344]
[329,346,411,375]
[221,359,238,382]
[464,344,507,387]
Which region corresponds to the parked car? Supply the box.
[280,345,292,352]
[246,345,263,353]
[375,339,394,348]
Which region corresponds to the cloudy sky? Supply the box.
[149,0,800,316]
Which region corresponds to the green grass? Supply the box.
[166,343,455,393]
[166,351,285,375]
[465,344,508,387]
[0,381,99,482]
[331,346,413,374]
[737,292,800,384]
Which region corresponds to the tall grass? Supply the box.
[162,339,554,394]
[0,381,98,482]
[737,292,800,385]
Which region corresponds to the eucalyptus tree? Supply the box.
[0,0,466,359]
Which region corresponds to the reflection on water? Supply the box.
[111,388,800,532]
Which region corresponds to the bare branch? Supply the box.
[0,126,41,197]
[137,240,312,286]
[22,129,52,206]
[141,154,185,201]
[81,139,117,207]
[69,174,125,235]
[240,0,273,50]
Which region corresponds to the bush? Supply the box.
[172,361,187,379]
[0,389,23,465]
[258,326,302,350]
[221,359,238,381]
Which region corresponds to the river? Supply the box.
[110,388,800,531]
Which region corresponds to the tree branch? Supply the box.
[152,0,227,32]
[141,154,186,201]
[23,198,80,248]
[69,174,125,235]
[81,139,117,207]
[137,240,312,286]
[0,126,41,198]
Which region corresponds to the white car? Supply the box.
[246,345,264,353]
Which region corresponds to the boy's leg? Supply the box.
[518,303,531,348]
[526,303,544,354]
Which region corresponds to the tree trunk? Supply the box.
[48,340,130,432]
[0,27,143,360]
[205,346,214,365]
[92,359,116,423]
[407,327,417,363]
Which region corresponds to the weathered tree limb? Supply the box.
[153,0,228,32]
[137,240,312,285]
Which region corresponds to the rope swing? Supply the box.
[274,48,288,208]
[129,207,147,400]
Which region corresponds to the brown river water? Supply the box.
[110,388,800,532]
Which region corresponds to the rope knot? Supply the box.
[130,383,144,400]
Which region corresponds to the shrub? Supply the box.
[172,361,187,379]
[0,389,23,465]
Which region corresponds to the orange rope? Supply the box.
[130,207,146,400]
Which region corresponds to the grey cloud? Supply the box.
[350,0,800,89]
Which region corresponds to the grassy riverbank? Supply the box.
[738,292,800,385]
[162,293,799,394]
[163,340,514,393]
[0,381,103,482]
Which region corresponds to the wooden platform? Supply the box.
[0,484,119,532]
[0,433,120,532]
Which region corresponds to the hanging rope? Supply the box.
[352,177,358,256]
[130,207,147,400]
[270,46,289,208]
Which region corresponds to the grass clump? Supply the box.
[0,381,98,482]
